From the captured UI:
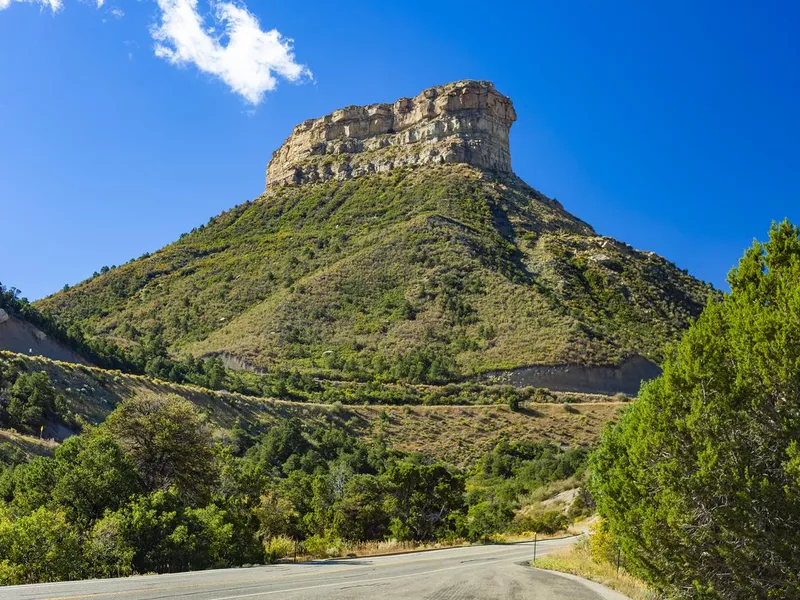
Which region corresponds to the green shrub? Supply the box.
[588,520,618,565]
[302,534,343,558]
[513,511,569,535]
[264,535,295,564]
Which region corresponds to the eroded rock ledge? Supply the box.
[266,80,516,188]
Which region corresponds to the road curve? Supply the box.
[4,537,628,600]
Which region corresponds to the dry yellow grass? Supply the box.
[533,540,659,600]
[290,532,574,562]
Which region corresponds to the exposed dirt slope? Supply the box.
[0,314,89,365]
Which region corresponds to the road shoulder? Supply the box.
[531,567,632,600]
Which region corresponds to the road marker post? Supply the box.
[533,532,537,563]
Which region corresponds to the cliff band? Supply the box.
[266,80,516,188]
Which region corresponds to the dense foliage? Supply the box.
[0,392,588,584]
[35,166,711,382]
[465,438,591,541]
[590,220,800,600]
[0,357,75,433]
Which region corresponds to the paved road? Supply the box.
[4,537,628,600]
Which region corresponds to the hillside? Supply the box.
[34,81,713,390]
[0,351,621,466]
[0,81,707,587]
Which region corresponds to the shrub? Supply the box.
[6,372,58,431]
[264,535,295,564]
[302,534,343,558]
[507,394,521,412]
[513,510,569,535]
[588,520,618,565]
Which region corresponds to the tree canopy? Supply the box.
[105,393,216,503]
[0,387,585,584]
[590,220,800,600]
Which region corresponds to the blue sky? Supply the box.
[2,1,798,300]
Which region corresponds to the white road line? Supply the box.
[212,558,502,600]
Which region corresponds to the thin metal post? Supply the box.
[533,532,537,563]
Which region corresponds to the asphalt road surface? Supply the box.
[4,537,629,600]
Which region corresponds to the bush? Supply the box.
[465,501,514,542]
[588,520,618,565]
[507,394,521,412]
[302,534,343,558]
[0,506,83,584]
[6,372,58,431]
[567,487,595,520]
[264,535,295,564]
[513,510,569,535]
[83,511,135,578]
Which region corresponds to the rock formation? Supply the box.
[266,80,516,188]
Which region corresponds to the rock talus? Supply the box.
[266,80,516,188]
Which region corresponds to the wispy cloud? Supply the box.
[151,0,311,104]
[0,0,62,12]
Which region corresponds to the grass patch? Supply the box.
[533,538,659,600]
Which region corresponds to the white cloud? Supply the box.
[151,0,310,104]
[0,0,62,12]
[0,0,309,105]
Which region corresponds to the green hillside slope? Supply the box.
[0,352,620,466]
[35,164,712,383]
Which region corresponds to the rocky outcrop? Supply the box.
[266,80,516,188]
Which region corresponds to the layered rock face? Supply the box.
[266,80,516,188]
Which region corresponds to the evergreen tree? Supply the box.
[590,220,800,599]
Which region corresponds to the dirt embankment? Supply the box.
[0,313,89,365]
[483,355,661,396]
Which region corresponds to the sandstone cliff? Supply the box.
[266,80,516,188]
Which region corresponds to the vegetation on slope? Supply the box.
[36,165,713,383]
[0,392,593,584]
[590,220,800,599]
[0,351,622,466]
[1,283,129,370]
